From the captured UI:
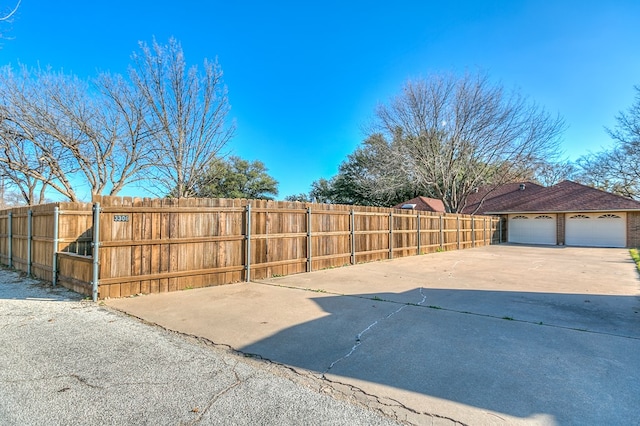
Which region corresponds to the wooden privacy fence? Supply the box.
[0,196,503,300]
[0,202,95,294]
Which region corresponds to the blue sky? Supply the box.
[2,1,640,200]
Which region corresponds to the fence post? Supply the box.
[306,207,312,272]
[350,209,355,265]
[27,209,32,275]
[389,211,393,260]
[483,217,487,246]
[416,212,421,255]
[91,203,100,302]
[456,215,460,250]
[245,203,252,282]
[439,215,444,250]
[7,211,12,269]
[471,216,475,247]
[52,206,59,287]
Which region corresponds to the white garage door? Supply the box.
[565,213,626,247]
[508,214,556,245]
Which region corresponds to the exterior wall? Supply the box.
[628,212,640,248]
[556,214,565,246]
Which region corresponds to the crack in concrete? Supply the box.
[104,288,639,426]
[445,260,463,278]
[1,373,103,389]
[108,302,465,426]
[0,322,23,331]
[68,373,102,389]
[320,376,468,426]
[185,363,244,426]
[324,288,427,374]
[254,361,446,425]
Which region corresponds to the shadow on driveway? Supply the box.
[106,246,640,424]
[240,286,640,424]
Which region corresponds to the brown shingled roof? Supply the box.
[461,180,640,214]
[461,182,545,214]
[393,196,445,213]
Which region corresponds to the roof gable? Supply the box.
[394,196,445,213]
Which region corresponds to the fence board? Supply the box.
[0,203,93,295]
[0,197,501,299]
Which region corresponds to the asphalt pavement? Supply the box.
[0,270,405,426]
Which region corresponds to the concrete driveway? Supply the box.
[107,245,640,425]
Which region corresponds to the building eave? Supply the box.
[485,208,640,215]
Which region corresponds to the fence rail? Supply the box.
[0,196,502,300]
[0,202,95,293]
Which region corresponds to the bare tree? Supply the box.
[575,86,640,200]
[373,72,565,212]
[0,66,79,201]
[576,148,638,199]
[533,160,576,187]
[129,38,235,198]
[0,0,20,21]
[605,85,640,198]
[91,72,155,194]
[0,0,21,41]
[0,64,153,202]
[576,152,623,196]
[0,133,53,204]
[609,85,640,146]
[0,38,233,202]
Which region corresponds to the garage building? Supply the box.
[463,181,640,248]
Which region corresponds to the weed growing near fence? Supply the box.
[630,248,640,273]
